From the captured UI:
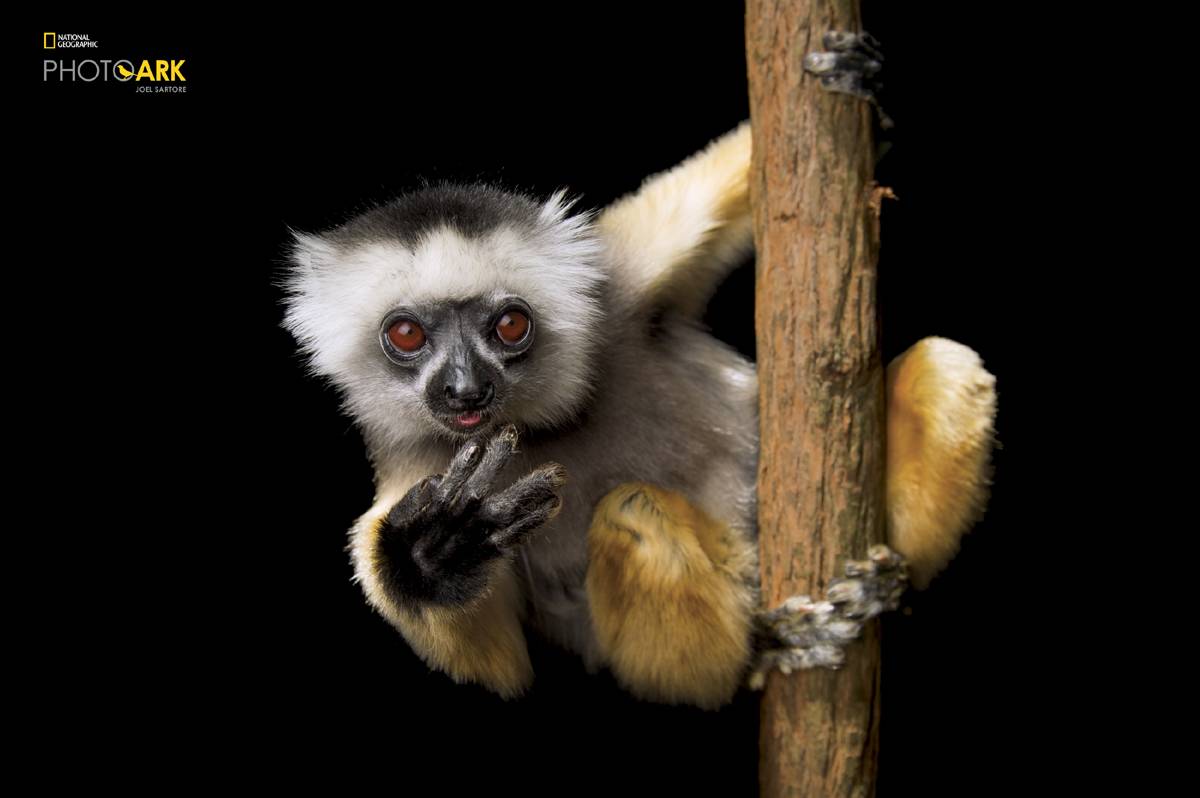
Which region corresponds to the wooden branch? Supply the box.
[745,1,887,796]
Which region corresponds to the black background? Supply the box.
[24,7,1064,792]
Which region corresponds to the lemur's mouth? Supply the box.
[453,411,484,428]
[437,407,494,433]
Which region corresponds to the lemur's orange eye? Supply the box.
[496,310,529,345]
[387,319,426,352]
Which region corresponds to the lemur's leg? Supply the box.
[749,544,908,687]
[586,342,997,703]
[755,336,996,598]
[885,337,998,588]
[748,338,996,682]
[348,425,566,698]
[585,483,759,710]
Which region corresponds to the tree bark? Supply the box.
[746,2,886,797]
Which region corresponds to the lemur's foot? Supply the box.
[747,545,907,689]
[803,30,893,129]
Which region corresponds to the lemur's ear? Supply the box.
[278,229,351,381]
[538,188,585,224]
[286,229,338,276]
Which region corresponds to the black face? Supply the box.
[379,296,535,435]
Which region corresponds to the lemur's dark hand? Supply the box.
[803,30,893,130]
[375,424,566,608]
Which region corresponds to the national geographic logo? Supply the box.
[42,31,188,94]
[44,32,98,49]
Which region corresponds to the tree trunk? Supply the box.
[746,1,886,796]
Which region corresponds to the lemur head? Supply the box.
[281,183,607,448]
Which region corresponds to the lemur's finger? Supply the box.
[433,439,485,505]
[460,424,520,504]
[489,491,564,550]
[480,463,567,540]
[385,474,441,528]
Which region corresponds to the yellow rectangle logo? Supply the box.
[44,32,55,49]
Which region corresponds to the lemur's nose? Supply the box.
[444,378,494,411]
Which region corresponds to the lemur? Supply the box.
[280,120,997,709]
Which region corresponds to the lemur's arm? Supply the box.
[597,121,752,319]
[347,427,565,697]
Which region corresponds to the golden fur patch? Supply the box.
[886,337,998,588]
[598,122,754,319]
[585,482,757,709]
[349,500,533,699]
